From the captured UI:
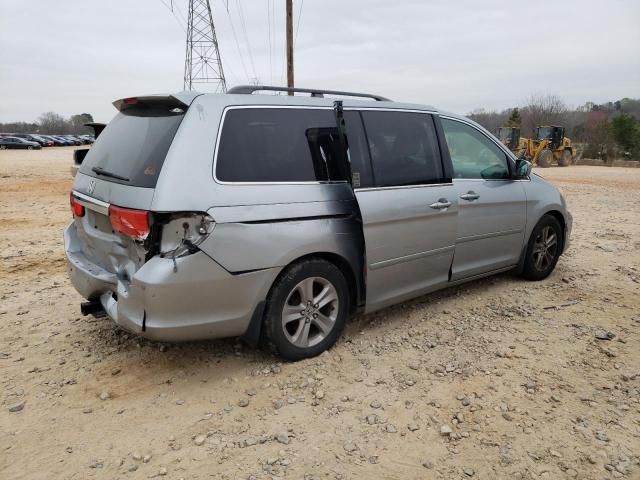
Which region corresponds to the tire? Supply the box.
[0,145,6,150]
[27,146,33,150]
[537,149,553,167]
[522,215,562,281]
[558,149,572,167]
[262,258,350,360]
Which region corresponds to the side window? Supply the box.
[441,118,510,180]
[216,108,348,183]
[360,111,443,187]
[343,111,373,188]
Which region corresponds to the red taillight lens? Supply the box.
[108,205,150,240]
[70,192,85,217]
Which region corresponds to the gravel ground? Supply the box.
[1,148,639,480]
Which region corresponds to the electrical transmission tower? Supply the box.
[183,0,227,92]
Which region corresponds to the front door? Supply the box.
[344,109,457,312]
[440,117,526,281]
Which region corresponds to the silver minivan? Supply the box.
[65,86,572,360]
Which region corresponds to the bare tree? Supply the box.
[467,108,510,135]
[70,113,94,134]
[521,94,568,136]
[37,112,68,134]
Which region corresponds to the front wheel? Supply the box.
[537,149,553,168]
[558,149,572,166]
[27,146,33,150]
[0,145,6,150]
[522,215,562,280]
[262,258,350,360]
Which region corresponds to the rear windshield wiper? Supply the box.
[92,166,130,182]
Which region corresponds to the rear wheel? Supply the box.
[0,145,6,150]
[537,149,553,167]
[27,146,33,150]
[522,215,562,280]
[263,258,349,360]
[558,149,572,167]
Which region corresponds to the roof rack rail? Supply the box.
[227,85,391,102]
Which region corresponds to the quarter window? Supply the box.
[216,108,348,183]
[441,118,510,180]
[360,111,444,187]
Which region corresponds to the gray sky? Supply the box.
[1,0,639,123]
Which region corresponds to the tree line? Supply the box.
[0,112,95,135]
[2,97,639,159]
[468,95,640,160]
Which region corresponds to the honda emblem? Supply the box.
[86,179,96,195]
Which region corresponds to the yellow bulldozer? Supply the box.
[497,125,574,167]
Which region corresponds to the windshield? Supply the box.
[537,127,552,140]
[79,106,184,188]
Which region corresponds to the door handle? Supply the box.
[429,199,452,210]
[460,191,480,201]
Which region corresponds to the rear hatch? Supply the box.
[78,96,187,189]
[70,94,194,279]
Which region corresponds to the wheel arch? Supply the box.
[273,252,362,315]
[544,210,566,249]
[241,251,363,347]
[531,209,566,252]
[516,209,566,274]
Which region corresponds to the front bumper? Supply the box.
[64,223,278,341]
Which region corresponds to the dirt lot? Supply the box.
[1,148,639,480]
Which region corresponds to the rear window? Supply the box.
[216,108,348,183]
[79,106,184,188]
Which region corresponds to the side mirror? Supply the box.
[514,158,532,178]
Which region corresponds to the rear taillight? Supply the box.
[108,205,150,241]
[70,192,85,217]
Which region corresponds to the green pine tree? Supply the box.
[505,108,522,128]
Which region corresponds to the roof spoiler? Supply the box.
[112,91,201,112]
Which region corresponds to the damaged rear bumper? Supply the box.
[64,223,278,341]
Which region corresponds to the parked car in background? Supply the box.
[71,135,89,145]
[61,135,82,146]
[65,87,572,360]
[52,136,74,146]
[38,135,63,146]
[11,133,49,146]
[32,134,54,146]
[69,135,88,145]
[0,136,42,149]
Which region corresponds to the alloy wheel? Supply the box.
[281,276,339,348]
[532,225,558,271]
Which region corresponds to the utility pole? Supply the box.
[286,0,294,94]
[184,0,227,92]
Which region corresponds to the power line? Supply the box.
[294,0,304,47]
[267,0,273,85]
[158,0,187,32]
[235,0,258,82]
[223,1,250,81]
[173,1,190,30]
